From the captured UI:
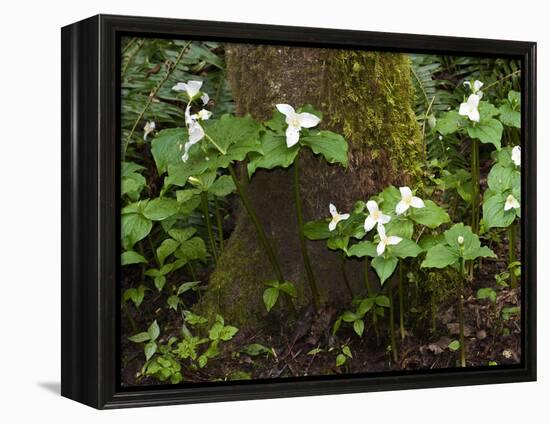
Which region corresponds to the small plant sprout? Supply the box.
[504,194,520,211]
[364,200,391,232]
[143,121,155,141]
[395,186,425,215]
[376,224,402,256]
[464,79,484,99]
[276,103,321,147]
[172,80,203,100]
[328,203,350,231]
[458,93,481,122]
[512,145,521,167]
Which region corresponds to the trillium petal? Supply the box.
[366,200,379,215]
[399,186,413,199]
[505,195,520,211]
[197,109,212,120]
[188,122,205,144]
[329,203,337,217]
[201,93,210,105]
[376,241,386,256]
[512,146,521,167]
[395,200,409,215]
[285,126,300,147]
[387,236,402,246]
[377,224,386,239]
[172,82,188,92]
[380,213,391,225]
[477,91,484,100]
[411,196,425,208]
[329,219,337,232]
[458,102,470,116]
[468,108,480,123]
[297,112,321,128]
[340,213,350,221]
[364,215,376,232]
[186,80,203,98]
[468,93,480,107]
[276,103,295,117]
[463,81,471,88]
[473,80,484,92]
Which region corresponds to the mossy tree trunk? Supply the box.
[198,44,422,327]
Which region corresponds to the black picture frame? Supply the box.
[61,14,537,409]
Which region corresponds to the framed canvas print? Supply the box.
[61,14,536,409]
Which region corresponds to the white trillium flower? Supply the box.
[181,121,206,163]
[328,203,350,232]
[396,186,425,215]
[276,104,321,148]
[464,80,484,99]
[364,200,391,232]
[201,93,210,106]
[459,94,481,122]
[457,236,465,245]
[504,194,520,211]
[172,80,203,99]
[143,121,155,141]
[376,224,402,256]
[511,146,521,167]
[194,109,212,121]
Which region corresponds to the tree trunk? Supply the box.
[198,44,422,327]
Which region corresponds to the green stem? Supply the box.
[186,263,197,281]
[293,155,320,311]
[364,258,379,339]
[509,221,517,289]
[458,258,467,367]
[341,255,354,299]
[214,197,224,252]
[201,192,218,265]
[388,282,398,363]
[204,132,227,155]
[398,259,406,340]
[227,164,296,315]
[470,139,480,234]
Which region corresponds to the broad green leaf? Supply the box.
[487,164,518,193]
[279,282,298,298]
[421,244,459,269]
[435,111,462,135]
[144,341,157,360]
[177,281,201,295]
[121,212,152,250]
[418,233,445,250]
[147,320,160,341]
[188,171,216,192]
[483,192,516,228]
[303,220,332,241]
[151,128,186,174]
[122,172,146,199]
[448,340,460,351]
[371,256,398,285]
[219,325,239,341]
[477,287,497,303]
[209,175,236,197]
[300,130,349,167]
[342,346,352,358]
[247,132,299,177]
[263,287,279,312]
[342,311,358,322]
[167,295,180,311]
[123,285,147,308]
[347,240,377,258]
[409,200,450,228]
[390,238,423,259]
[463,246,496,261]
[336,353,346,367]
[183,311,208,326]
[378,186,401,215]
[121,161,145,177]
[121,250,147,266]
[357,298,375,315]
[128,332,150,343]
[143,197,180,221]
[154,275,166,291]
[168,227,196,243]
[176,237,207,261]
[499,103,520,128]
[375,295,390,307]
[478,101,500,119]
[353,319,365,337]
[385,218,414,239]
[156,238,180,266]
[467,118,503,150]
[243,344,271,356]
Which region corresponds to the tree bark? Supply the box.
[198,44,422,326]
